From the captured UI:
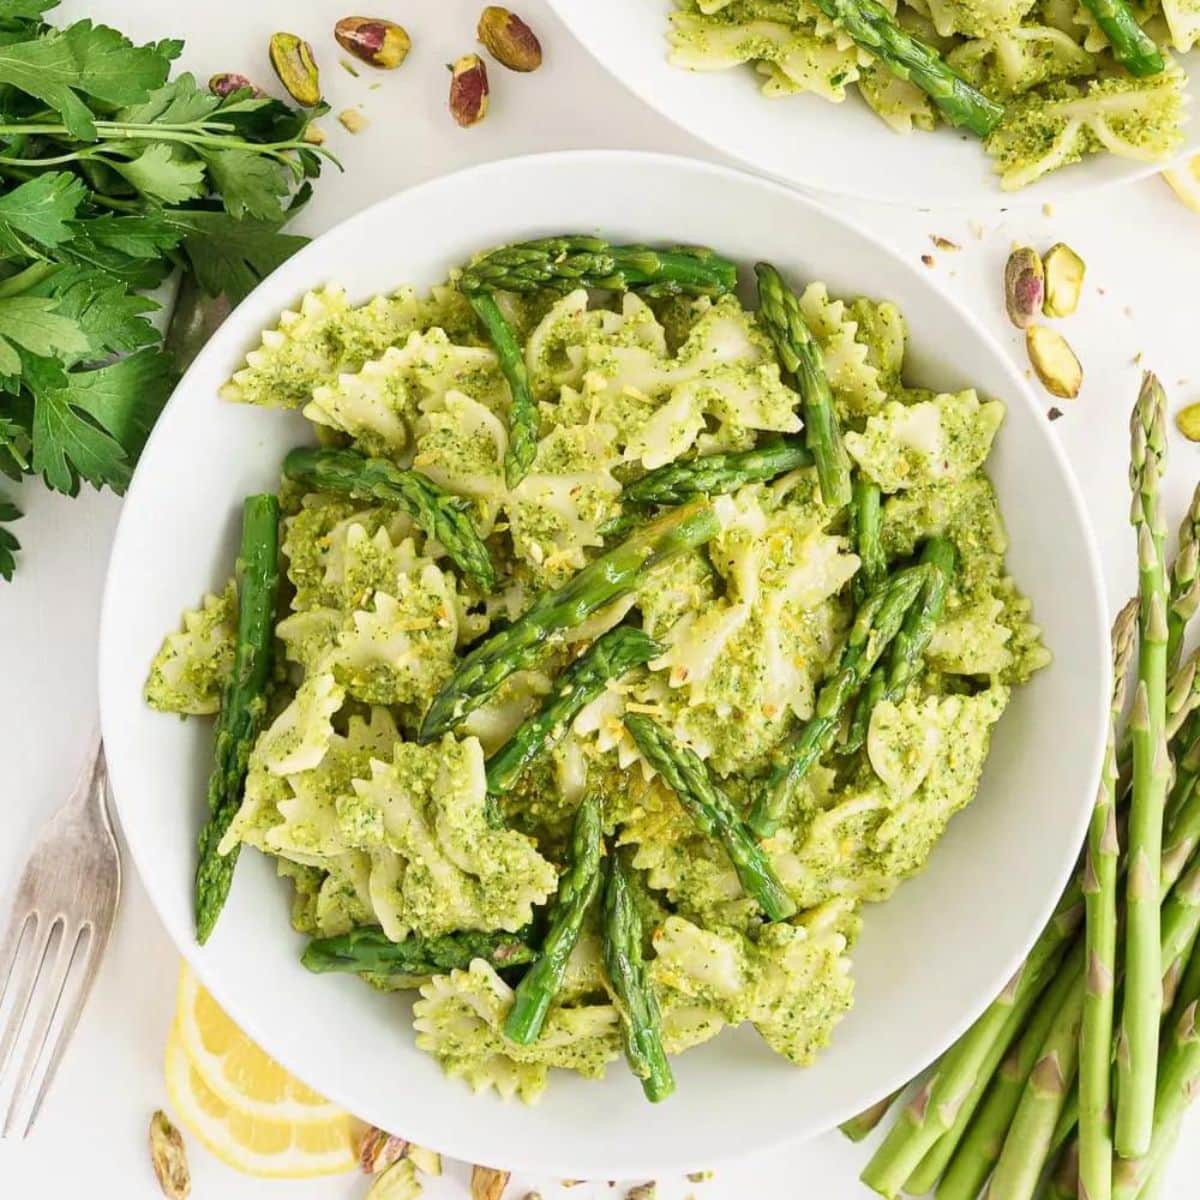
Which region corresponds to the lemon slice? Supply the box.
[1163,156,1200,212]
[165,966,360,1179]
[173,964,344,1125]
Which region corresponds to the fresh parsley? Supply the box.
[0,2,331,579]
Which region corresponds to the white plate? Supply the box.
[546,0,1198,207]
[99,151,1109,1177]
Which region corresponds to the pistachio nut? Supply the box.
[1026,325,1082,399]
[1042,242,1085,318]
[359,1126,408,1174]
[149,1110,190,1200]
[449,54,490,127]
[407,1144,442,1175]
[208,72,259,98]
[366,1159,421,1200]
[1003,246,1044,329]
[472,1165,511,1200]
[477,7,543,73]
[335,18,411,70]
[338,107,369,134]
[269,32,321,107]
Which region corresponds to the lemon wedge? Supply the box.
[165,965,360,1178]
[1163,156,1200,212]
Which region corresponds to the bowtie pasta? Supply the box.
[147,243,1046,1104]
[664,0,1193,190]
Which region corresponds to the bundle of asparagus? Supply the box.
[847,372,1200,1200]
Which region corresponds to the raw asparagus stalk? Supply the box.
[625,714,797,923]
[1111,1000,1200,1200]
[1117,372,1171,1159]
[751,563,929,838]
[1044,1140,1080,1200]
[282,446,496,591]
[844,537,957,756]
[195,494,280,944]
[841,1089,903,1142]
[486,626,662,795]
[930,943,1084,1200]
[1078,0,1165,77]
[755,262,852,508]
[603,850,675,1103]
[467,291,538,487]
[460,237,739,298]
[301,925,536,977]
[505,794,605,1045]
[1167,481,1200,670]
[419,499,719,741]
[620,437,813,510]
[860,885,1084,1198]
[1165,646,1200,740]
[808,0,1005,136]
[987,976,1086,1200]
[1079,598,1139,1200]
[851,476,886,606]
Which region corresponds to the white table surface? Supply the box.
[2,1,1199,1196]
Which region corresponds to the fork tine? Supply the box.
[13,923,109,1138]
[0,912,46,1082]
[1,920,78,1138]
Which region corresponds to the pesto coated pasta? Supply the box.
[147,242,1048,1103]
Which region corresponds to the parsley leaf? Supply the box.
[166,207,308,301]
[0,21,176,140]
[108,142,207,204]
[0,173,88,257]
[115,72,219,125]
[0,293,88,375]
[29,347,174,493]
[0,0,59,18]
[72,211,183,260]
[0,491,20,581]
[200,149,291,221]
[27,267,159,361]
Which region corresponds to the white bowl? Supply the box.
[546,0,1198,207]
[99,151,1109,1177]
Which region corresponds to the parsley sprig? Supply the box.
[0,0,333,579]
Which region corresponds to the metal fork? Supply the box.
[0,736,121,1137]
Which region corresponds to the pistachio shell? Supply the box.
[472,1165,511,1200]
[1026,325,1082,399]
[149,1110,190,1200]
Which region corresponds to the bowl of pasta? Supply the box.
[99,151,1109,1175]
[545,0,1199,205]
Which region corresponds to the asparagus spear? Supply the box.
[302,925,536,977]
[860,884,1084,1197]
[603,850,675,1103]
[843,538,957,755]
[195,494,280,944]
[624,714,797,923]
[755,263,852,508]
[851,476,886,606]
[840,1090,903,1142]
[1044,1141,1080,1200]
[1111,998,1200,1200]
[987,975,1086,1200]
[751,563,929,838]
[1079,598,1140,1200]
[931,943,1085,1200]
[460,237,738,299]
[809,0,1005,136]
[467,291,538,488]
[621,437,813,510]
[505,795,605,1045]
[1078,0,1164,77]
[419,499,719,741]
[282,446,496,591]
[485,627,662,795]
[1167,481,1200,670]
[1165,646,1200,740]
[1117,373,1171,1159]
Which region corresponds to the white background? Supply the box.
[2,0,1199,1196]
